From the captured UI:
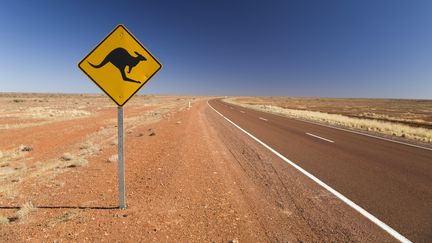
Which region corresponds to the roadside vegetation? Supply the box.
[225,97,432,144]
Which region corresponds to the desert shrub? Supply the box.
[16,202,35,219]
[60,153,73,161]
[47,211,78,227]
[108,154,118,163]
[60,153,88,167]
[19,145,32,152]
[0,216,9,224]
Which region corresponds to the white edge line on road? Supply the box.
[299,118,432,151]
[222,100,432,152]
[207,100,411,243]
[306,132,335,143]
[259,117,268,122]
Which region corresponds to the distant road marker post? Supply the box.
[78,24,162,209]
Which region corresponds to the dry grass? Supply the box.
[26,151,89,180]
[27,107,91,119]
[7,139,100,187]
[0,144,32,162]
[108,154,118,163]
[229,96,432,128]
[78,142,101,156]
[0,145,30,199]
[0,184,18,198]
[0,93,200,130]
[0,93,202,201]
[0,93,97,130]
[60,153,74,161]
[47,211,79,227]
[60,153,88,168]
[16,202,35,220]
[225,98,432,143]
[18,144,32,152]
[0,215,9,224]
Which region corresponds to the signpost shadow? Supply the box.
[0,205,119,210]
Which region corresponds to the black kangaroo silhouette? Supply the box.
[89,48,146,84]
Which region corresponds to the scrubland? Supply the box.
[225,97,432,144]
[0,94,404,241]
[0,93,196,225]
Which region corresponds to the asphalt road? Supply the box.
[208,99,432,242]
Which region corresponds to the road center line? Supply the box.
[306,133,335,143]
[223,101,432,151]
[259,117,268,122]
[208,100,411,243]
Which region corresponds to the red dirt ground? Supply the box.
[0,95,394,242]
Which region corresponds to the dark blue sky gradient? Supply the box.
[0,0,431,98]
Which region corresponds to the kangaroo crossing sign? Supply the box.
[79,24,161,106]
[78,24,161,209]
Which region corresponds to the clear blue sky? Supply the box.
[0,0,431,98]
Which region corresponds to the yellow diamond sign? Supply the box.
[78,25,162,106]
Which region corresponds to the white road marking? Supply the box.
[299,118,432,151]
[222,100,432,151]
[208,100,411,243]
[306,133,335,143]
[259,117,268,122]
[240,110,245,114]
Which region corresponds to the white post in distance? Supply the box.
[117,106,126,209]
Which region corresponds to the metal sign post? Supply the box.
[78,24,161,210]
[117,106,126,209]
